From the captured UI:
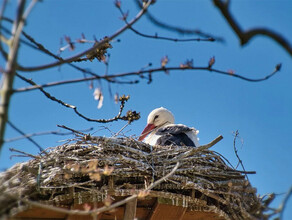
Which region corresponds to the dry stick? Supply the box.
[213,0,292,56]
[9,147,40,159]
[232,130,248,181]
[23,162,180,216]
[15,73,133,124]
[17,0,153,72]
[5,127,93,143]
[14,64,281,93]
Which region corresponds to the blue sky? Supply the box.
[1,0,291,218]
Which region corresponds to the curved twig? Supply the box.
[213,0,292,56]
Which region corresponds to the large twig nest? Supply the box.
[0,136,269,219]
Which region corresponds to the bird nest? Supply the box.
[0,136,269,219]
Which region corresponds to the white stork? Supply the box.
[138,107,200,147]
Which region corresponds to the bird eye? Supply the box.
[154,115,159,120]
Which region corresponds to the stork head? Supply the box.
[138,107,174,141]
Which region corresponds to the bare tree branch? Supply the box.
[22,162,180,216]
[14,62,281,93]
[21,31,104,78]
[116,5,215,43]
[16,0,153,72]
[213,0,292,56]
[134,0,224,42]
[0,0,38,154]
[15,73,140,124]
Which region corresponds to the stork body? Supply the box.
[139,107,200,147]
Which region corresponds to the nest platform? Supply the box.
[0,136,269,219]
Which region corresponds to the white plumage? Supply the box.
[139,107,200,147]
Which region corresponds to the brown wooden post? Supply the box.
[123,197,138,220]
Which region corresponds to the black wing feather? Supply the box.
[156,125,196,147]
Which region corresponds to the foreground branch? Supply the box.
[213,0,292,56]
[0,0,37,154]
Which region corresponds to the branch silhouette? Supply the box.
[213,0,292,56]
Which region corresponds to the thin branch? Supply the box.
[4,127,93,143]
[134,0,223,42]
[57,125,87,136]
[233,130,248,181]
[23,162,180,216]
[117,5,215,43]
[15,73,139,124]
[21,31,103,78]
[14,63,281,93]
[279,186,292,220]
[7,120,44,152]
[9,147,39,159]
[16,0,153,72]
[213,0,292,56]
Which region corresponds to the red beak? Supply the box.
[138,123,156,141]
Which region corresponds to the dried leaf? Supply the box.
[93,88,104,109]
[89,172,101,181]
[114,0,121,8]
[138,190,150,198]
[208,56,215,68]
[83,203,91,211]
[86,37,112,61]
[180,59,193,68]
[103,195,113,207]
[228,69,235,75]
[103,165,114,176]
[114,93,119,104]
[161,56,169,68]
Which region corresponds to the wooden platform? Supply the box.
[13,196,225,220]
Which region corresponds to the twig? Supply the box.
[171,135,223,162]
[57,125,87,136]
[9,148,39,159]
[279,186,292,220]
[21,31,103,78]
[4,127,93,143]
[134,0,223,42]
[232,130,248,180]
[7,120,44,152]
[113,122,130,137]
[14,63,281,93]
[213,0,292,56]
[15,73,138,124]
[23,162,180,216]
[117,5,215,43]
[16,0,153,72]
